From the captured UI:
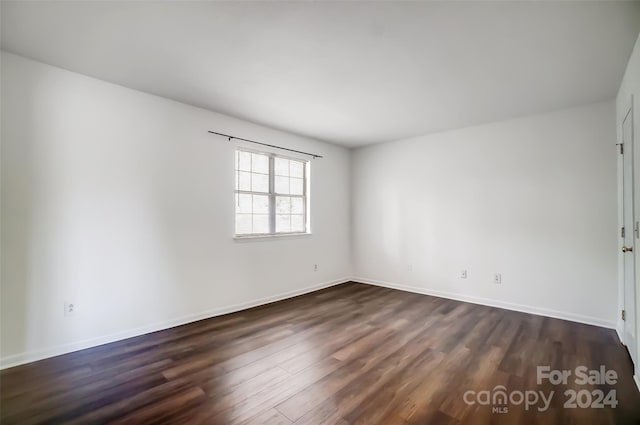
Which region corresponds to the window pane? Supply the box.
[236,193,252,213]
[252,153,269,174]
[290,177,303,195]
[275,157,289,176]
[290,161,304,178]
[253,214,269,233]
[251,173,269,192]
[253,194,269,214]
[276,214,291,233]
[237,151,251,171]
[276,196,291,214]
[235,214,252,234]
[237,171,251,191]
[291,197,304,214]
[235,151,308,236]
[275,176,289,194]
[291,214,304,232]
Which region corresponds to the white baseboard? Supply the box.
[0,277,351,370]
[352,276,616,329]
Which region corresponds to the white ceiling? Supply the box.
[2,1,640,147]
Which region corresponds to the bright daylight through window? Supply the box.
[235,149,308,236]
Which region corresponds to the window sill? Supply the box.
[233,232,312,241]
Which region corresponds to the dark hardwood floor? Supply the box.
[1,282,639,424]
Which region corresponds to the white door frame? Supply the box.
[620,97,638,371]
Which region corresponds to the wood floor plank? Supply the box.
[1,282,638,424]
[276,313,439,421]
[108,386,207,425]
[243,408,292,425]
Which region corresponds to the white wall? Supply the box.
[0,52,352,367]
[616,33,640,373]
[352,101,618,327]
[0,48,624,369]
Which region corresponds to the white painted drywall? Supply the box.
[0,48,624,369]
[0,52,351,367]
[351,101,618,327]
[616,33,640,372]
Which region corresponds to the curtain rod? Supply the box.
[208,131,323,159]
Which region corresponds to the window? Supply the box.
[234,149,308,236]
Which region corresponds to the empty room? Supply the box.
[2,1,640,424]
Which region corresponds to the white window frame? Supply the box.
[234,148,310,238]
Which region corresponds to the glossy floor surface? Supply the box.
[1,282,639,424]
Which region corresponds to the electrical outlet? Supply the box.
[408,264,413,272]
[493,273,502,284]
[64,302,77,317]
[461,270,467,279]
[314,264,318,272]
